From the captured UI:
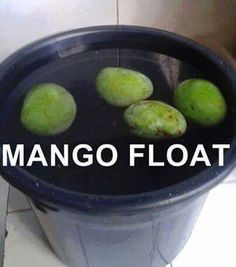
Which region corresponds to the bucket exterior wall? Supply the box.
[29,193,207,267]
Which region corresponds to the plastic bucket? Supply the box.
[0,26,236,267]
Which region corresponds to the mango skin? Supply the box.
[21,83,77,135]
[174,79,227,126]
[124,100,187,139]
[96,67,153,107]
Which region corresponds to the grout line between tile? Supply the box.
[8,208,31,214]
[116,0,119,25]
[222,180,236,184]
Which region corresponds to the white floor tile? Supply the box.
[0,0,116,60]
[173,183,236,267]
[4,211,66,267]
[8,186,30,213]
[223,166,236,183]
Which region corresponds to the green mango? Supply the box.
[124,100,187,139]
[174,79,227,126]
[96,67,153,107]
[21,83,77,135]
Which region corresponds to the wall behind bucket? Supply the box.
[0,0,117,60]
[119,0,236,54]
[0,0,235,60]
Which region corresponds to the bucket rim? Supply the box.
[1,25,236,212]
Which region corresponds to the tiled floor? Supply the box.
[173,183,236,267]
[3,175,236,267]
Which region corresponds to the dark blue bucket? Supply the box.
[0,26,236,267]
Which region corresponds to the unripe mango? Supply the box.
[96,67,153,107]
[124,100,187,139]
[21,83,77,135]
[174,79,227,126]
